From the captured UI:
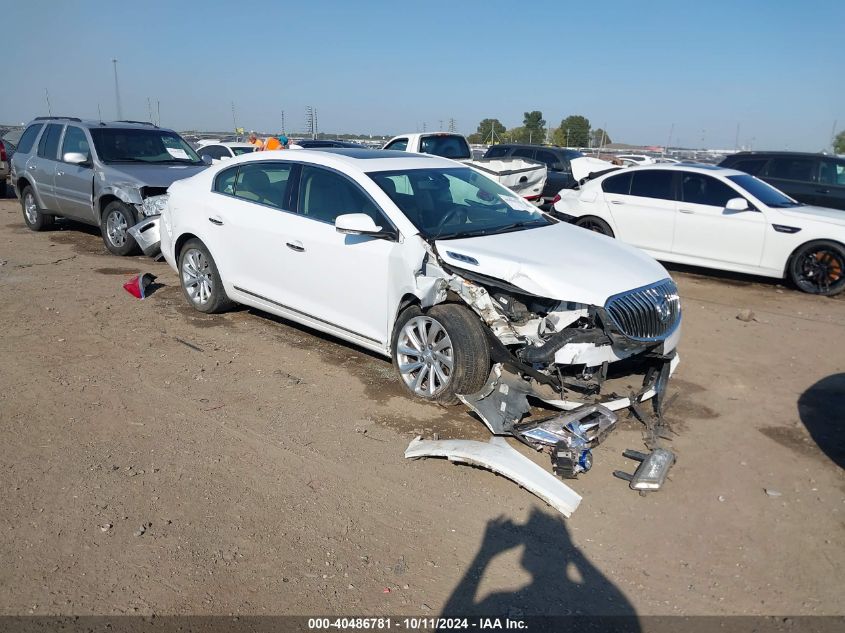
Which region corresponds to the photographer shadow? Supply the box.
[441,508,639,627]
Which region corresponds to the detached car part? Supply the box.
[613,448,676,491]
[127,216,161,257]
[404,436,582,517]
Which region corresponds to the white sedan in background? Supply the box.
[553,164,845,295]
[196,142,256,164]
[152,149,683,432]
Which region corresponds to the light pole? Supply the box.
[112,59,122,120]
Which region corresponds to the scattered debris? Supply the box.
[736,309,757,322]
[99,523,112,532]
[123,273,156,299]
[382,587,391,594]
[174,337,203,353]
[765,488,782,498]
[404,435,582,517]
[613,448,676,491]
[134,521,152,537]
[718,495,726,502]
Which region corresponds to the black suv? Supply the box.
[719,151,845,210]
[483,144,583,204]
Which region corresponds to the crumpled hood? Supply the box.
[778,205,845,227]
[435,222,671,306]
[102,163,207,189]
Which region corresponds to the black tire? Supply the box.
[575,215,614,237]
[178,238,234,314]
[391,303,491,406]
[101,200,139,256]
[788,240,845,296]
[20,185,54,231]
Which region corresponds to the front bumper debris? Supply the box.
[613,448,676,491]
[404,436,582,517]
[128,216,161,257]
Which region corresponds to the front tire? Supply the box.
[20,186,54,231]
[391,304,491,406]
[574,215,614,237]
[178,239,233,314]
[788,240,845,296]
[101,200,139,256]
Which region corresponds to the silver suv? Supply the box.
[10,117,208,256]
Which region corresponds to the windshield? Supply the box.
[231,146,256,156]
[728,174,801,208]
[419,134,471,160]
[90,128,202,164]
[368,167,554,239]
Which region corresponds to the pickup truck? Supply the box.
[383,132,547,201]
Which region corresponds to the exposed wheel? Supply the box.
[391,303,491,406]
[20,186,54,231]
[178,238,233,314]
[575,215,614,237]
[101,200,139,255]
[788,240,845,296]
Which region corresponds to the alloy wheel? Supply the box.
[396,316,454,397]
[24,192,38,225]
[106,210,129,247]
[798,248,844,293]
[181,248,214,305]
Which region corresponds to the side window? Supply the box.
[16,123,44,154]
[512,148,535,159]
[630,170,675,200]
[730,158,767,176]
[681,173,739,207]
[766,158,816,182]
[384,138,408,151]
[602,172,632,195]
[214,167,238,195]
[819,160,845,186]
[298,165,383,225]
[233,162,292,209]
[484,146,509,158]
[199,145,225,159]
[37,124,63,160]
[60,126,90,160]
[535,150,561,169]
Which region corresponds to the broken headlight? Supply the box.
[141,194,169,217]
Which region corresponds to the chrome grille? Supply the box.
[604,279,681,342]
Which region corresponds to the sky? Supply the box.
[2,0,843,151]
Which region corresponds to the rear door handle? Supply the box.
[208,216,223,225]
[679,209,695,214]
[286,240,305,252]
[56,170,65,176]
[816,189,830,194]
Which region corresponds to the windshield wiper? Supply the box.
[438,221,546,240]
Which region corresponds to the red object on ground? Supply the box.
[123,273,155,299]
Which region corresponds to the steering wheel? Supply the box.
[433,205,467,234]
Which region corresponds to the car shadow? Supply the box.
[798,373,845,470]
[661,261,789,291]
[440,508,639,624]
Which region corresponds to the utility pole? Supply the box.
[112,59,122,120]
[156,100,161,126]
[665,123,674,157]
[280,110,285,135]
[231,102,237,133]
[147,97,154,123]
[448,118,456,133]
[422,122,427,133]
[44,89,52,116]
[97,104,102,122]
[734,122,740,152]
[439,119,444,131]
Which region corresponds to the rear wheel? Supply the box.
[788,240,845,296]
[20,186,54,231]
[391,304,491,406]
[574,215,614,237]
[101,200,139,256]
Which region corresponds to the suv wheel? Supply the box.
[788,240,845,296]
[391,304,491,405]
[178,239,234,314]
[101,201,138,256]
[20,186,54,231]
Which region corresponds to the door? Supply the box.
[763,156,818,205]
[31,123,64,211]
[535,149,571,198]
[604,169,677,254]
[672,172,765,266]
[54,126,96,221]
[817,158,845,211]
[280,165,396,345]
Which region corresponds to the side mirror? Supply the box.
[63,152,90,165]
[201,154,213,165]
[335,213,385,236]
[725,197,750,212]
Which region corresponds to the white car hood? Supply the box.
[778,205,845,227]
[435,222,671,306]
[570,156,620,182]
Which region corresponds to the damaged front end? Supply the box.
[127,193,169,257]
[420,254,681,487]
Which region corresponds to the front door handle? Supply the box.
[56,170,65,177]
[28,164,36,170]
[609,200,625,205]
[286,240,305,252]
[208,217,223,226]
[679,209,695,214]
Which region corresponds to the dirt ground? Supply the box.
[0,195,843,618]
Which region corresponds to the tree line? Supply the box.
[466,112,611,148]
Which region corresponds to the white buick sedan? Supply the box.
[553,163,845,295]
[156,149,682,426]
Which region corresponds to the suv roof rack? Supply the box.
[34,116,82,122]
[115,120,158,127]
